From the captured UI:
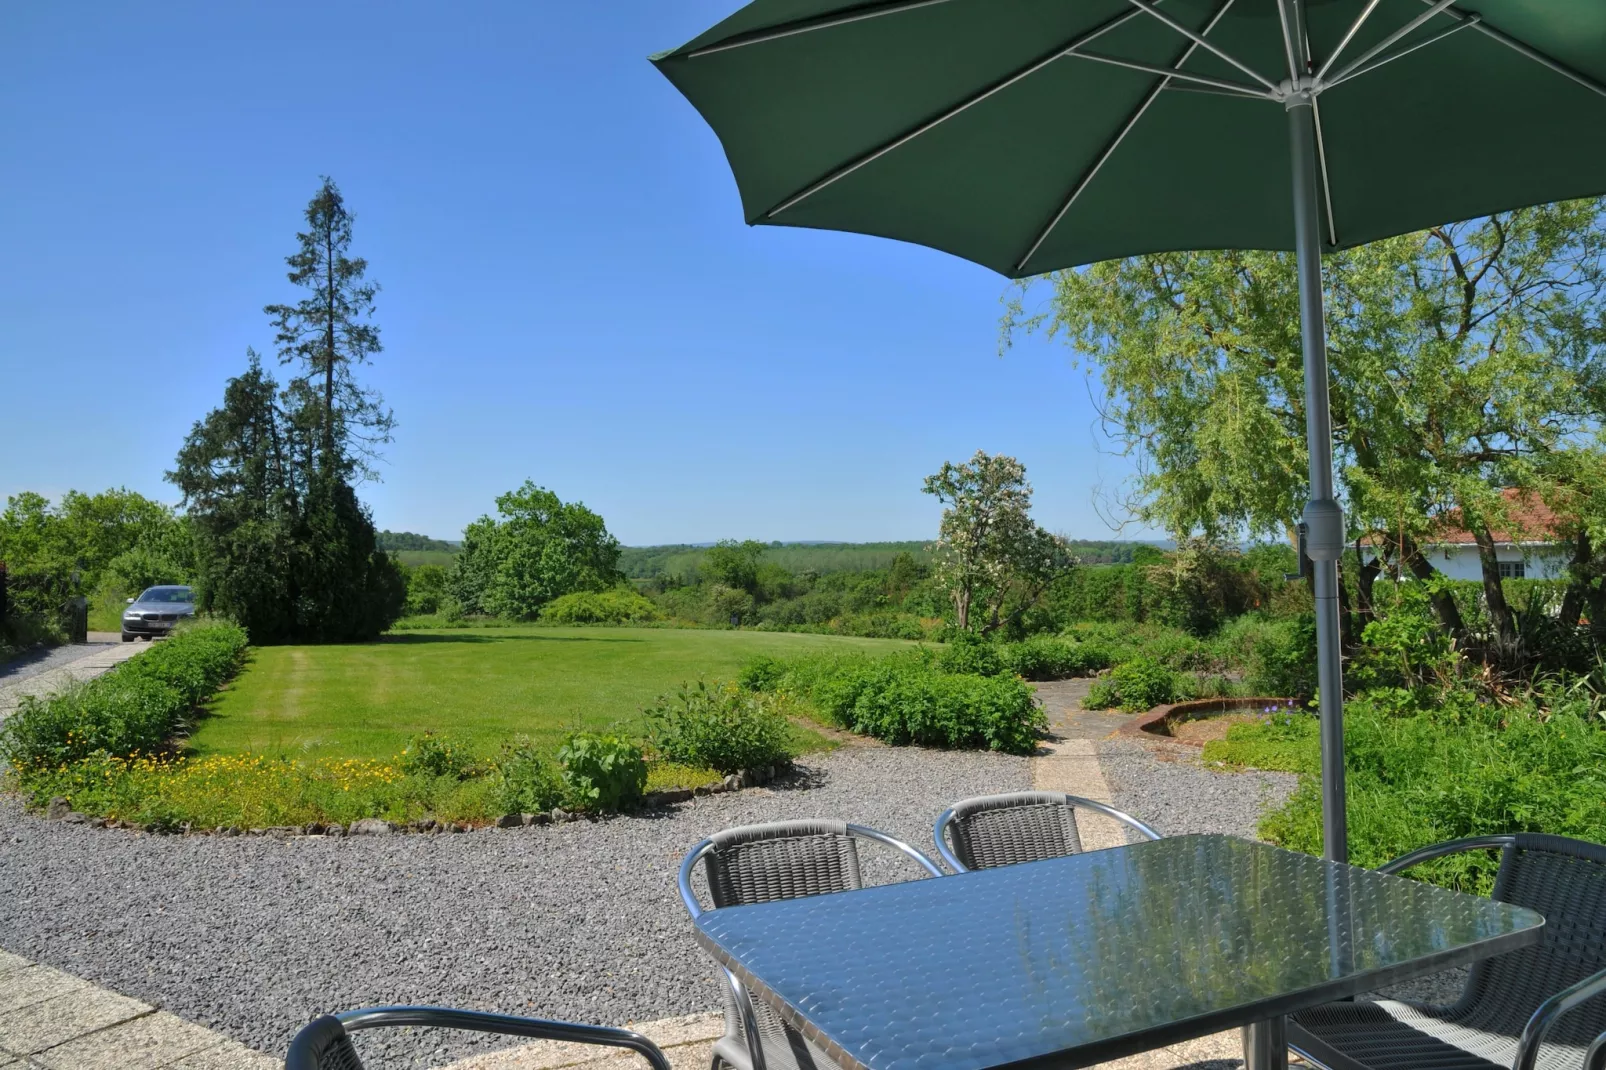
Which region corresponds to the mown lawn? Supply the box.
[190,626,913,761]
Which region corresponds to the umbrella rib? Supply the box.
[1412,0,1606,100]
[760,5,1155,219]
[1063,51,1273,99]
[1122,0,1279,92]
[1273,0,1304,82]
[684,0,957,59]
[1015,0,1242,274]
[1313,0,1383,83]
[1321,17,1479,90]
[1319,0,1461,88]
[1312,96,1338,247]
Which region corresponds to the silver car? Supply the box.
[121,585,197,641]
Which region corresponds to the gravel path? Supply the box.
[0,746,1029,1068]
[1100,737,1297,842]
[0,637,118,685]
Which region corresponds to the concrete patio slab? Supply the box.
[166,1038,282,1070]
[34,1009,222,1070]
[0,966,89,1016]
[0,985,151,1055]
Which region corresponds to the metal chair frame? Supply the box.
[1289,835,1606,1070]
[285,1005,671,1070]
[932,792,1162,873]
[678,822,944,1070]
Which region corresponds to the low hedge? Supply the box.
[745,650,1045,755]
[1,619,248,772]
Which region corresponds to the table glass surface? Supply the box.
[693,834,1544,1070]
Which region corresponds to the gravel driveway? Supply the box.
[0,746,1030,1068]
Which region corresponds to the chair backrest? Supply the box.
[285,1016,367,1070]
[703,820,865,909]
[1456,833,1606,1048]
[934,791,1162,872]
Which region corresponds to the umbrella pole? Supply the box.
[1287,92,1348,864]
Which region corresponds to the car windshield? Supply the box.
[136,587,194,604]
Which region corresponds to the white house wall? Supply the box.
[1428,545,1568,582]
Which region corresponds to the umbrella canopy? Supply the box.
[652,1,1606,277]
[651,0,1606,863]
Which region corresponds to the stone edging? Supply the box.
[39,762,792,838]
[1116,697,1295,746]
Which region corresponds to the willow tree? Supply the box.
[1008,200,1606,648]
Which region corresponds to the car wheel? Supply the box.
[121,633,135,643]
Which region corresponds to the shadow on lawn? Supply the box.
[378,633,645,645]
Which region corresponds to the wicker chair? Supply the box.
[1288,833,1606,1070]
[932,791,1161,872]
[678,820,944,1070]
[285,1006,671,1070]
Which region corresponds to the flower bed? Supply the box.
[1120,697,1299,746]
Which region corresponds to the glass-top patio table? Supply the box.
[692,834,1545,1070]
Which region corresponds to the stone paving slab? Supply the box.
[0,951,277,1069]
[0,986,151,1055]
[0,967,89,1017]
[35,1010,223,1070]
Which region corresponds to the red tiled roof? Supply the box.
[1429,488,1562,545]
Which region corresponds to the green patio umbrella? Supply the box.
[651,0,1606,862]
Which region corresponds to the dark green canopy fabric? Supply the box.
[652,0,1606,277]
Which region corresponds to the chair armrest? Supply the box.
[1376,835,1517,875]
[1513,967,1606,1070]
[1588,1030,1606,1070]
[335,1006,672,1070]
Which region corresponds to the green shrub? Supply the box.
[644,680,791,774]
[0,619,247,771]
[934,633,1005,676]
[399,732,481,780]
[540,588,659,625]
[494,737,566,814]
[1209,694,1606,893]
[1244,617,1318,699]
[738,655,788,692]
[776,651,1044,755]
[999,635,1112,680]
[1083,656,1181,712]
[557,732,647,811]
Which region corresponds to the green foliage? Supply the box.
[557,732,647,811]
[1084,656,1182,712]
[1209,696,1606,893]
[702,540,768,593]
[170,356,405,643]
[644,680,792,774]
[398,732,481,780]
[451,481,622,620]
[933,632,1005,676]
[378,531,456,552]
[758,650,1045,755]
[1211,615,1318,699]
[493,737,566,814]
[540,588,659,625]
[739,655,787,692]
[923,451,1075,634]
[403,563,452,616]
[999,635,1111,680]
[0,620,248,772]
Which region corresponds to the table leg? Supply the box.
[1242,1015,1288,1070]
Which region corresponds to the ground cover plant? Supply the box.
[744,647,1045,755]
[193,625,910,760]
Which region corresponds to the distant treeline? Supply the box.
[377,530,459,552]
[619,539,1161,580]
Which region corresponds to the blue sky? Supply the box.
[0,1,1153,546]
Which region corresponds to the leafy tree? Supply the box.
[1009,200,1606,650]
[264,177,392,480]
[702,539,768,594]
[922,451,1076,634]
[170,353,404,643]
[451,482,621,619]
[0,489,184,618]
